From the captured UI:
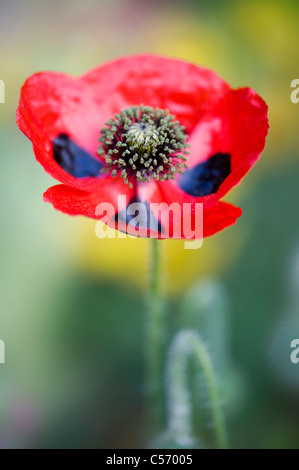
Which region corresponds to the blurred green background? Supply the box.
[0,0,299,449]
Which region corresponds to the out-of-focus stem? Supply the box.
[146,238,164,435]
[167,330,228,449]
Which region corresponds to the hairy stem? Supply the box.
[167,330,228,449]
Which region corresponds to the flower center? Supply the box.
[98,105,189,186]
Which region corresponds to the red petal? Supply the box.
[156,179,216,209]
[44,176,241,240]
[44,177,133,218]
[184,115,230,168]
[82,55,229,132]
[202,201,242,238]
[212,87,269,200]
[181,87,268,204]
[136,180,166,205]
[165,201,242,239]
[153,181,242,238]
[17,72,108,191]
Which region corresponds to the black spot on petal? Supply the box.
[179,153,231,197]
[52,134,103,178]
[115,198,163,236]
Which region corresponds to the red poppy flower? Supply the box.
[16,55,268,239]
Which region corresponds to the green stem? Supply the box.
[167,330,228,449]
[146,238,164,435]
